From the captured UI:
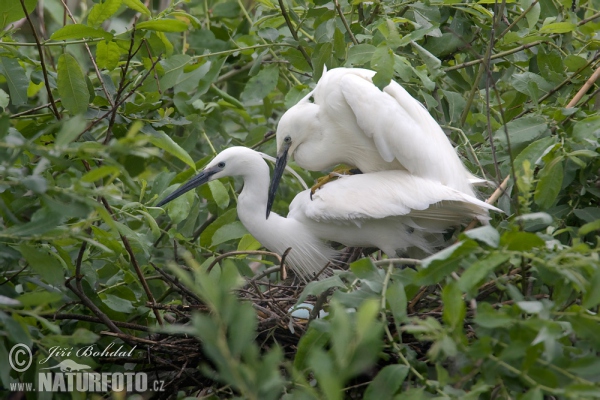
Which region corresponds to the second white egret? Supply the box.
[158,147,500,282]
[267,67,479,218]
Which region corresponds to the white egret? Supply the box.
[267,67,479,218]
[157,147,500,282]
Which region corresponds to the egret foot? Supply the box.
[310,166,363,200]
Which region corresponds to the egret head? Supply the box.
[156,148,252,207]
[267,102,319,219]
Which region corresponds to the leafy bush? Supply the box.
[1,0,599,398]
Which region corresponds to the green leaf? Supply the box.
[101,294,134,313]
[458,253,510,293]
[122,0,150,15]
[462,225,500,247]
[416,240,479,285]
[57,53,89,115]
[540,22,576,33]
[87,0,122,27]
[211,221,248,247]
[55,114,86,147]
[241,64,279,102]
[237,234,261,252]
[50,24,112,41]
[386,279,407,324]
[500,231,545,251]
[96,40,121,70]
[1,0,37,29]
[0,57,29,106]
[146,129,196,169]
[17,291,63,307]
[442,281,465,330]
[294,324,329,370]
[534,158,563,209]
[495,115,548,148]
[364,365,409,400]
[573,115,600,141]
[0,88,9,110]
[411,41,441,74]
[2,208,63,236]
[371,45,394,90]
[579,220,600,237]
[136,19,189,32]
[200,208,238,247]
[346,43,377,66]
[165,189,194,225]
[81,166,120,182]
[208,180,229,210]
[18,244,64,286]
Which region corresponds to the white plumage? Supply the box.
[158,147,500,281]
[267,67,480,217]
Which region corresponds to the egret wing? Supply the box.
[338,73,474,194]
[291,171,498,224]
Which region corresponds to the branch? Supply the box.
[277,0,313,69]
[444,40,546,72]
[333,0,357,45]
[566,65,600,108]
[19,0,60,119]
[59,0,115,108]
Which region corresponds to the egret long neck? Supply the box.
[234,160,335,281]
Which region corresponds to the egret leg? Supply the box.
[310,166,363,199]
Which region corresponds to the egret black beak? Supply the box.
[157,167,220,207]
[266,142,290,219]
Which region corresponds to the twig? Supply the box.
[59,0,115,108]
[19,0,60,119]
[150,262,202,304]
[40,313,150,331]
[464,175,510,231]
[104,26,139,144]
[372,258,421,266]
[566,65,600,108]
[77,54,162,141]
[444,40,546,72]
[514,55,600,119]
[277,0,313,69]
[207,250,283,272]
[0,264,28,285]
[497,0,539,41]
[333,0,357,45]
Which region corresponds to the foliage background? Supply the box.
[1,0,600,398]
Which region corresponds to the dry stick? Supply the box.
[150,262,202,304]
[19,0,60,120]
[100,331,197,350]
[565,65,600,108]
[333,0,358,45]
[514,55,600,120]
[41,313,150,332]
[465,175,511,231]
[59,0,115,108]
[207,250,283,272]
[277,0,313,69]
